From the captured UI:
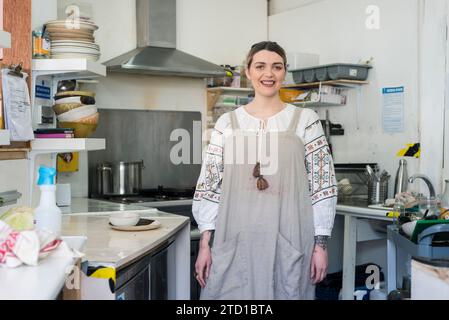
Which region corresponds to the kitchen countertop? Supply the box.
[62,199,190,269]
[60,198,154,215]
[337,198,391,221]
[0,236,86,300]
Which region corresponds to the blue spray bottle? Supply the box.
[34,166,61,236]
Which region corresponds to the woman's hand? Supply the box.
[194,231,213,288]
[310,245,328,284]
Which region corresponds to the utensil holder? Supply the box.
[368,180,389,205]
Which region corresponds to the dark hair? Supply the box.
[246,41,287,69]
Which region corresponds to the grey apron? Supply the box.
[200,108,315,300]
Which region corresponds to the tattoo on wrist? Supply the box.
[314,235,329,250]
[200,230,215,247]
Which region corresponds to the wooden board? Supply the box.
[2,0,32,82]
[0,0,32,153]
[283,79,369,89]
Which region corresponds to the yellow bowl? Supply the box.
[58,121,98,138]
[55,90,96,99]
[279,88,303,103]
[73,112,99,124]
[52,103,84,115]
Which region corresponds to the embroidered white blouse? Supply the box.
[192,104,337,236]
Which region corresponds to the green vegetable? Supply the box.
[0,206,35,231]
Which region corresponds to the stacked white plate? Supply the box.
[51,40,100,61]
[45,20,101,61]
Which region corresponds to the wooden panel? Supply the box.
[0,0,32,155]
[2,0,32,78]
[0,150,27,160]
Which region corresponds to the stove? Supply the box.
[95,186,195,205]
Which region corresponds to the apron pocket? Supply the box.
[274,233,304,299]
[203,233,248,299]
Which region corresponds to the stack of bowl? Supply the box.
[53,91,99,138]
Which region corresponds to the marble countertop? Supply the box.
[61,199,189,269]
[60,198,154,215]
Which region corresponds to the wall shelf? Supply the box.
[0,130,10,146]
[32,59,106,78]
[292,101,346,107]
[27,138,106,206]
[31,58,106,129]
[207,87,254,93]
[283,79,369,89]
[0,30,11,48]
[30,138,106,155]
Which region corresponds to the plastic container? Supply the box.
[34,166,62,236]
[326,63,372,81]
[290,63,372,84]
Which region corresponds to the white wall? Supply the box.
[269,0,325,15]
[0,0,57,213]
[37,0,268,197]
[178,0,268,66]
[270,0,421,196]
[31,0,57,30]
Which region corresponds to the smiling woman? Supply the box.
[193,41,337,300]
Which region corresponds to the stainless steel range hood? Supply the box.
[104,0,226,78]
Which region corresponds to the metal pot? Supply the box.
[97,160,145,195]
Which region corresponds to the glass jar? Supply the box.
[392,199,405,230]
[41,29,51,59]
[32,30,43,58]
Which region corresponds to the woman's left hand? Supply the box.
[310,245,328,284]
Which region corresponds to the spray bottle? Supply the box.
[34,166,61,236]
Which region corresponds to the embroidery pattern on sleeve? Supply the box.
[305,135,337,205]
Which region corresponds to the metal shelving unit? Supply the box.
[284,80,369,129]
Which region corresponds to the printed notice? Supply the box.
[382,86,404,134]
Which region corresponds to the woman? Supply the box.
[192,41,337,300]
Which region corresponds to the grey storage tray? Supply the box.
[315,66,329,81]
[326,63,372,81]
[303,68,316,83]
[290,63,372,84]
[292,70,305,83]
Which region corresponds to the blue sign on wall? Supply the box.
[35,85,51,99]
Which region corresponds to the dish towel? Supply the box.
[0,221,78,268]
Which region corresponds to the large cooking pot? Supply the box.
[97,160,145,195]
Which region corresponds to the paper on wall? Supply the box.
[1,69,34,141]
[382,86,404,134]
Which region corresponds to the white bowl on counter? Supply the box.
[109,212,140,227]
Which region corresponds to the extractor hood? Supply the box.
[104,0,226,78]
